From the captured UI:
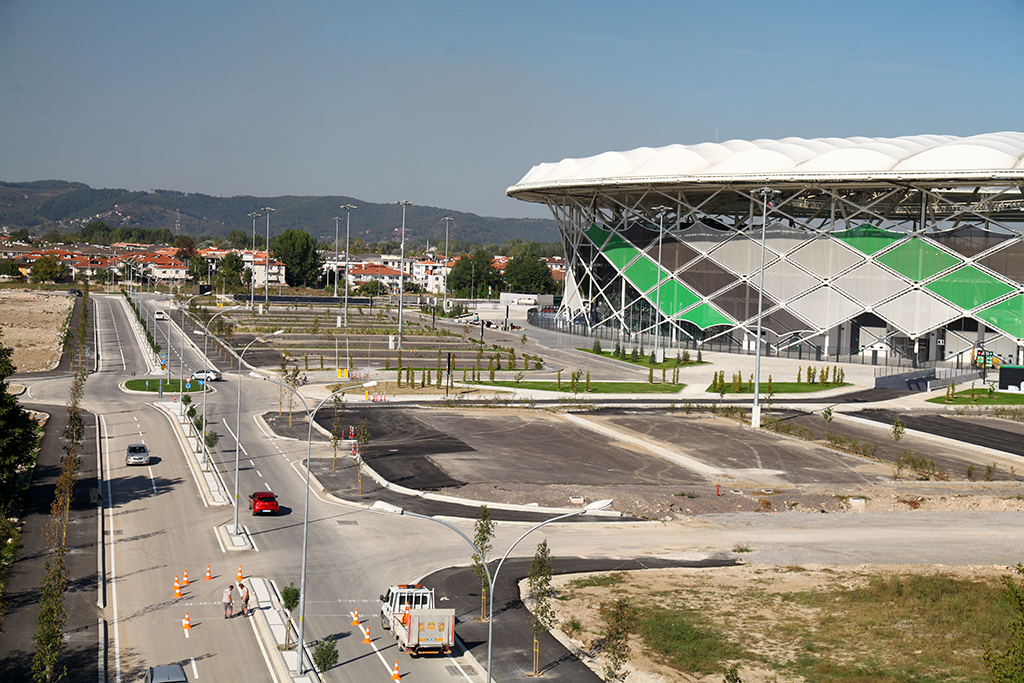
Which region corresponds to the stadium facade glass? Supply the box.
[507,133,1024,367]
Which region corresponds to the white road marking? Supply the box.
[148,466,156,493]
[245,525,260,552]
[247,610,277,683]
[213,526,227,554]
[264,482,271,491]
[249,460,255,466]
[101,415,123,683]
[255,470,262,477]
[190,657,199,678]
[354,614,400,675]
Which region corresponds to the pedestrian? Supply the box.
[222,584,234,619]
[239,582,250,617]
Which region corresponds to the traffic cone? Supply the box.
[351,609,359,625]
[183,612,191,631]
[204,565,213,580]
[391,660,400,680]
[181,570,189,587]
[236,565,244,581]
[363,626,371,644]
[173,576,182,598]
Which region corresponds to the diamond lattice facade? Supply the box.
[507,133,1024,365]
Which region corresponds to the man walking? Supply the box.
[222,584,234,619]
[239,582,250,617]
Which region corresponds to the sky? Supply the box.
[1,0,1022,220]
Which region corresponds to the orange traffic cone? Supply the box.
[183,612,191,631]
[173,576,182,599]
[351,609,360,625]
[362,626,371,644]
[236,565,244,581]
[391,660,400,680]
[204,565,213,580]
[181,570,189,586]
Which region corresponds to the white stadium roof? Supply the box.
[507,132,1024,197]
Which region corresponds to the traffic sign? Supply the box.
[185,382,191,389]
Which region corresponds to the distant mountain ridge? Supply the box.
[0,180,558,245]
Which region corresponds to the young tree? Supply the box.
[890,416,905,460]
[527,539,555,676]
[821,407,833,439]
[281,583,300,650]
[602,598,634,681]
[984,562,1024,681]
[471,505,495,620]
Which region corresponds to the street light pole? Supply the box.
[396,201,412,350]
[178,294,203,417]
[248,212,261,309]
[262,207,275,302]
[442,216,453,311]
[195,306,238,471]
[751,187,778,430]
[652,206,671,361]
[250,373,378,675]
[332,215,341,298]
[341,204,356,327]
[375,499,612,683]
[231,330,283,535]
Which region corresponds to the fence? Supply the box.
[528,309,960,370]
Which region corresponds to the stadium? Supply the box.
[507,132,1024,369]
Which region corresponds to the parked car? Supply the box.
[144,665,188,683]
[189,369,222,382]
[125,443,151,466]
[248,491,279,515]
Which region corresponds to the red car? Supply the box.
[248,491,279,515]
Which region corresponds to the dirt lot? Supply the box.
[0,289,73,372]
[530,562,1013,683]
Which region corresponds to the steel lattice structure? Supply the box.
[507,133,1024,365]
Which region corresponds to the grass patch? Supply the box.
[577,347,707,371]
[783,573,1012,682]
[124,378,204,392]
[466,380,684,394]
[639,606,745,674]
[568,572,626,589]
[708,381,851,394]
[927,390,1024,405]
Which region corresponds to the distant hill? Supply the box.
[0,181,559,245]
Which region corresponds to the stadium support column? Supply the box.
[620,276,627,343]
[752,187,778,430]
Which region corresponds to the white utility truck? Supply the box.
[379,584,456,655]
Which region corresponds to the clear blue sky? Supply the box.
[1,0,1021,219]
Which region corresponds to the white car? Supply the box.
[125,444,151,466]
[189,370,223,382]
[154,311,168,321]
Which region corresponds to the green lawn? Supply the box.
[706,381,851,394]
[576,347,706,371]
[927,390,1024,405]
[467,380,685,394]
[125,378,204,392]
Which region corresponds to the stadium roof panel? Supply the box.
[508,132,1024,197]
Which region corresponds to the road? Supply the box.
[11,291,1024,683]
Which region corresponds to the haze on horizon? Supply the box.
[1,0,1021,220]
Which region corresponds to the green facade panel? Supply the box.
[623,256,661,293]
[679,302,731,329]
[977,295,1024,339]
[603,233,638,270]
[925,265,1013,310]
[877,239,961,281]
[584,223,609,247]
[655,279,699,317]
[835,224,902,255]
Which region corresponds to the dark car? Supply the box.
[248,491,279,515]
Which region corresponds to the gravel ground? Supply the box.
[436,480,1024,519]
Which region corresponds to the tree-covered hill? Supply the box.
[0,181,558,246]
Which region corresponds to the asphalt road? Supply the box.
[8,292,1024,683]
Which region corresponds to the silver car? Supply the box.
[125,443,151,466]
